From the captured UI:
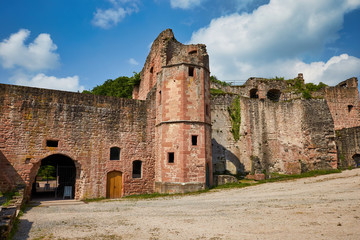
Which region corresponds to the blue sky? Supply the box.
[0,0,359,92]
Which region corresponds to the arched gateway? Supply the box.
[31,154,77,200]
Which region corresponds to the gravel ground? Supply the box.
[14,169,360,240]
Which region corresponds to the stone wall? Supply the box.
[335,126,360,168]
[211,94,337,175]
[0,84,156,199]
[324,78,360,130]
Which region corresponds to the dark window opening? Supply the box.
[189,67,194,77]
[348,105,354,112]
[340,83,347,88]
[192,135,198,146]
[353,154,360,168]
[110,147,120,160]
[267,89,281,102]
[159,90,162,104]
[250,89,259,98]
[46,140,58,147]
[132,160,142,178]
[189,50,197,55]
[150,66,154,74]
[25,158,31,164]
[168,152,174,163]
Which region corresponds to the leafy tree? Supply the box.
[82,72,140,99]
[38,165,56,183]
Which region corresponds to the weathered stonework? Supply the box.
[0,28,359,201]
[0,29,212,199]
[211,75,359,176]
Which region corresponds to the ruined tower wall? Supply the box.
[211,96,337,175]
[0,84,156,198]
[324,77,360,130]
[335,126,360,168]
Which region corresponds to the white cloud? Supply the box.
[128,58,139,65]
[0,30,83,92]
[170,0,204,9]
[92,0,139,28]
[11,72,84,92]
[190,0,360,85]
[0,29,59,71]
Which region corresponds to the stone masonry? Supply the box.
[0,29,359,200]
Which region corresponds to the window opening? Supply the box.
[250,89,259,98]
[168,152,174,163]
[110,147,120,160]
[192,135,198,146]
[150,66,154,74]
[132,160,142,178]
[348,105,354,112]
[189,50,197,55]
[352,154,360,168]
[267,89,281,102]
[189,67,194,77]
[46,140,58,147]
[159,90,162,104]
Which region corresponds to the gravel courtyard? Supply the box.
[14,169,360,240]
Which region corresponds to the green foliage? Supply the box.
[228,96,241,141]
[286,78,328,99]
[1,190,20,206]
[82,197,106,203]
[210,75,230,86]
[37,165,56,182]
[82,72,140,99]
[268,76,285,81]
[210,88,227,95]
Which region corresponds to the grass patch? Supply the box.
[1,190,20,206]
[210,88,227,95]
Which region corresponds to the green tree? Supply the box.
[38,165,56,183]
[83,72,140,99]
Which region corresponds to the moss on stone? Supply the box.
[228,96,241,141]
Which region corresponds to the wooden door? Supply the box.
[106,171,122,198]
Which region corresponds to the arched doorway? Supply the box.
[106,171,122,199]
[31,154,76,200]
[352,154,360,167]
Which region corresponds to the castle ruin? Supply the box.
[0,29,359,200]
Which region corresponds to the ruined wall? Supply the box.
[324,78,360,130]
[335,126,360,168]
[211,95,337,175]
[0,84,156,199]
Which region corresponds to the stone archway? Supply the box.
[31,154,77,200]
[352,154,360,167]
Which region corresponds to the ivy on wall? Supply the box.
[228,96,241,141]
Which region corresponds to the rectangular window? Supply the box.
[46,140,58,147]
[192,135,198,146]
[168,152,174,163]
[110,147,120,160]
[189,67,194,77]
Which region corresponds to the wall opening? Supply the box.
[267,89,281,102]
[46,140,58,147]
[110,147,120,160]
[150,66,154,74]
[192,135,198,146]
[132,160,142,178]
[168,152,174,163]
[348,105,354,113]
[189,50,197,55]
[189,67,194,77]
[250,89,259,99]
[31,154,76,200]
[352,154,360,167]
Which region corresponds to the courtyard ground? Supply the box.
[14,168,360,240]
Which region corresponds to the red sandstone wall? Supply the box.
[325,78,360,130]
[0,84,156,199]
[211,94,337,175]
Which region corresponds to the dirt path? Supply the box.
[14,169,360,240]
